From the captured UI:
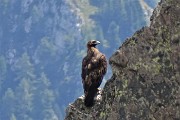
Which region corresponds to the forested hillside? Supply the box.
[0,0,158,119]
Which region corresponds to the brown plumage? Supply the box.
[81,40,107,107]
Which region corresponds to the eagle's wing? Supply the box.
[98,54,107,76]
[91,54,107,87]
[81,54,107,90]
[81,56,87,84]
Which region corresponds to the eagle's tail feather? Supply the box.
[84,87,97,107]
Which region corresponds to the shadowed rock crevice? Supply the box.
[65,0,180,119]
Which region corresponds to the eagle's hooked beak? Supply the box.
[94,41,100,45]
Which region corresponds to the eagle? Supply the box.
[81,40,107,107]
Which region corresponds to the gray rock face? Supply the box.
[65,0,180,119]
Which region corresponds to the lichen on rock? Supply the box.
[65,0,180,119]
[65,89,103,120]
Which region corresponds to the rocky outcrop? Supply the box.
[65,0,180,119]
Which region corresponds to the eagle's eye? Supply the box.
[92,40,96,44]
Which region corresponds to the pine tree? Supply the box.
[1,88,15,119]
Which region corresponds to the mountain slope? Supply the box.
[65,0,180,119]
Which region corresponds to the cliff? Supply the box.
[0,0,159,119]
[65,0,180,119]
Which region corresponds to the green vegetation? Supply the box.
[67,0,98,41]
[68,0,148,56]
[40,37,58,56]
[0,52,58,119]
[0,56,7,76]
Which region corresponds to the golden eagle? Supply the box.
[81,40,107,107]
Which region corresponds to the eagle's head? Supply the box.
[87,40,100,48]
